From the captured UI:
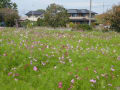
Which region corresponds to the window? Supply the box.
[71,14,78,17]
[81,14,86,17]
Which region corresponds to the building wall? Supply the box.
[69,13,96,24]
[27,15,44,21]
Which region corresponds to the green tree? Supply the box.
[44,3,69,28]
[0,8,19,27]
[104,4,120,32]
[37,9,45,13]
[0,0,17,10]
[37,18,45,26]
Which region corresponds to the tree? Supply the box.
[104,4,120,32]
[0,8,19,27]
[44,3,69,28]
[0,0,17,10]
[37,18,46,26]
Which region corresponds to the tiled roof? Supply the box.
[67,9,97,14]
[26,11,44,16]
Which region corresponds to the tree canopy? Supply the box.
[44,3,69,28]
[0,8,19,26]
[0,0,17,10]
[104,4,120,31]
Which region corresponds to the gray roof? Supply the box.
[67,9,97,14]
[26,11,44,16]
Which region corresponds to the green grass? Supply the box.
[0,28,120,90]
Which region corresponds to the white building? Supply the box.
[26,11,44,21]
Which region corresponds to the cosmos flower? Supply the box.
[41,62,46,66]
[3,53,7,56]
[117,56,120,60]
[108,84,112,86]
[14,78,18,81]
[54,66,57,69]
[111,68,115,71]
[8,72,12,76]
[58,82,62,88]
[30,61,32,65]
[33,66,38,71]
[71,79,75,84]
[90,79,96,83]
[94,70,97,74]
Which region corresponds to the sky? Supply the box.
[12,0,120,16]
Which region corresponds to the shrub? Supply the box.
[103,4,120,32]
[0,8,19,27]
[37,18,46,26]
[21,20,37,28]
[69,22,75,28]
[72,24,92,31]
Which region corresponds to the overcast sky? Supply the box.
[12,0,120,16]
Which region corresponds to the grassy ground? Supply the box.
[0,28,120,90]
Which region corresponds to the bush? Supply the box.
[37,18,46,26]
[69,22,75,28]
[104,4,120,32]
[72,24,92,31]
[21,20,37,28]
[0,8,19,27]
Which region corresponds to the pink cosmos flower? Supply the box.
[117,56,120,60]
[15,73,19,77]
[14,78,18,81]
[8,72,12,76]
[90,79,96,83]
[33,66,38,71]
[111,68,115,71]
[58,82,62,88]
[30,61,32,65]
[3,53,7,56]
[94,70,97,74]
[41,62,46,66]
[71,79,75,84]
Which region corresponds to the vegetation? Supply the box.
[0,28,120,90]
[70,23,92,31]
[0,0,19,27]
[36,9,45,13]
[0,8,19,27]
[96,4,120,32]
[104,4,120,32]
[0,0,17,10]
[44,3,69,28]
[21,20,37,28]
[37,18,46,26]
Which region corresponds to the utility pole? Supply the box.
[32,11,34,21]
[103,1,105,13]
[89,0,92,26]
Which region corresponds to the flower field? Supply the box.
[0,28,120,90]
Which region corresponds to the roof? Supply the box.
[67,9,97,14]
[26,11,44,16]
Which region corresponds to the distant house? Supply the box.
[67,9,97,24]
[26,11,44,21]
[25,9,97,24]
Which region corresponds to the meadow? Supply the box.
[0,28,120,90]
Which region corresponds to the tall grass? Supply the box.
[0,28,120,90]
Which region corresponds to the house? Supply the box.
[25,9,97,24]
[26,10,44,21]
[67,9,97,24]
